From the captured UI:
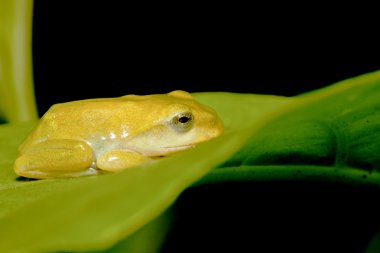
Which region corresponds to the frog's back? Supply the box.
[19,97,137,153]
[18,91,218,154]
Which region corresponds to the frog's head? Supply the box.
[128,90,224,157]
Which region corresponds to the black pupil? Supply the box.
[178,116,190,123]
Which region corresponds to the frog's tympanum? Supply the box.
[14,91,224,179]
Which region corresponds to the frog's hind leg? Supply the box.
[14,139,96,179]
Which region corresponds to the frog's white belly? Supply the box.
[85,135,132,161]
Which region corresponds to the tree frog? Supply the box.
[14,90,224,179]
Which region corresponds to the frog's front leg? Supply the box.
[97,150,149,172]
[14,139,95,179]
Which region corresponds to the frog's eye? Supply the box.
[170,112,194,132]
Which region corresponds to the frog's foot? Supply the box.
[14,139,96,179]
[97,150,149,172]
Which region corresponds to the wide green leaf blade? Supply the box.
[0,124,252,252]
[194,92,292,131]
[86,209,173,253]
[0,89,289,252]
[197,70,380,186]
[1,70,380,252]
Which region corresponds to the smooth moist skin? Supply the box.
[14,91,224,179]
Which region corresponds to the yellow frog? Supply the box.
[14,90,224,179]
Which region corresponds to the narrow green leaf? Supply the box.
[0,0,38,123]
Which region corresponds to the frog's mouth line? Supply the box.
[148,144,195,158]
[164,144,195,152]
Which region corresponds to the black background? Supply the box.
[32,1,380,115]
[31,1,380,252]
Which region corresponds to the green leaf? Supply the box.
[1,70,380,252]
[197,70,380,187]
[365,232,380,253]
[193,91,293,131]
[86,208,173,253]
[0,123,252,252]
[0,0,38,123]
